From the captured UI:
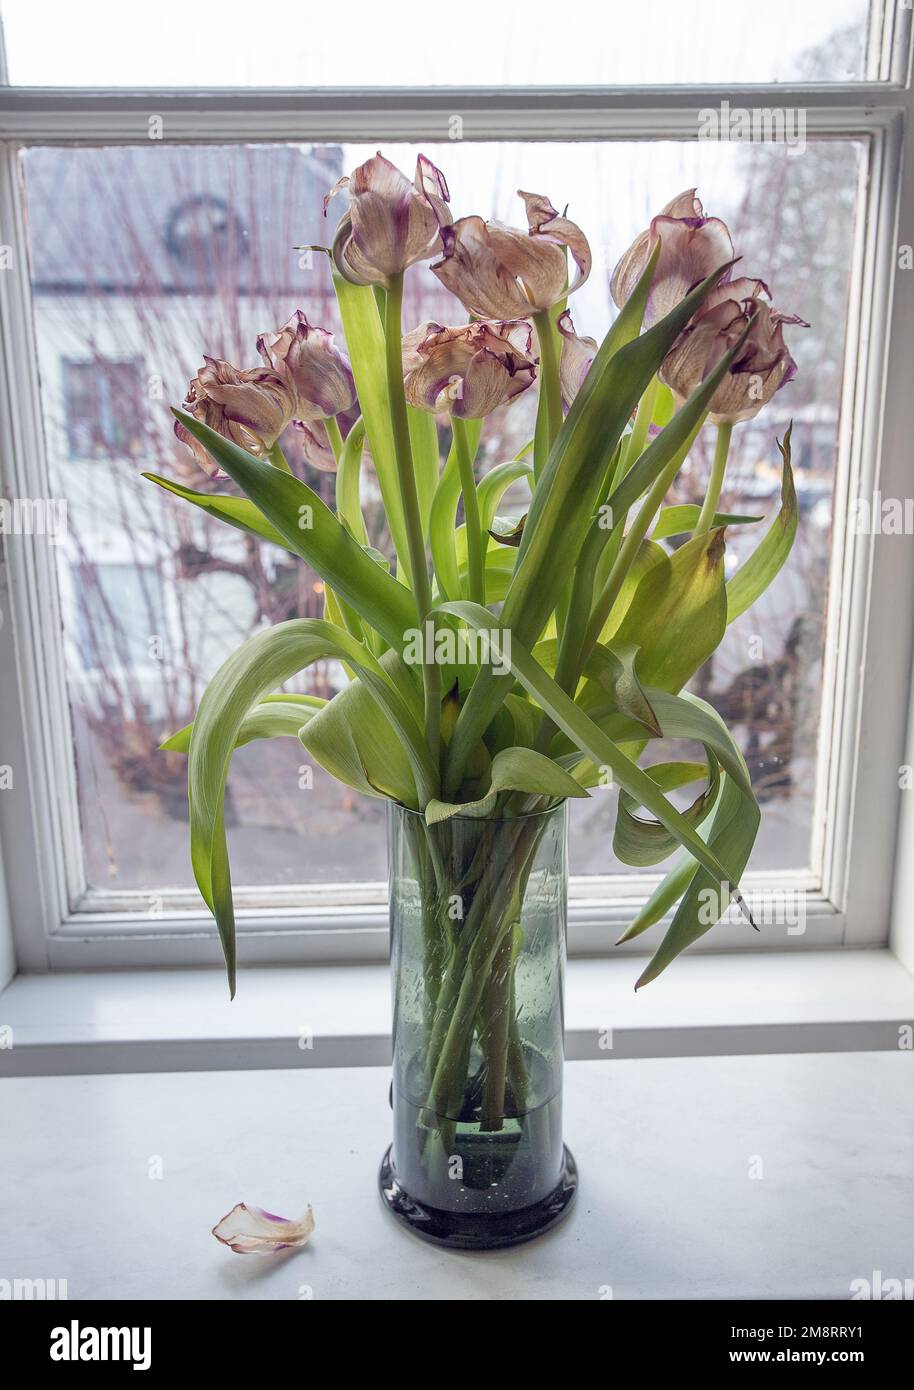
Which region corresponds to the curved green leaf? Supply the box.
[426,745,588,824]
[636,766,760,989]
[584,641,661,737]
[613,528,728,692]
[143,473,287,549]
[171,411,417,653]
[161,693,326,754]
[429,419,482,602]
[614,757,719,867]
[298,649,421,807]
[188,619,436,994]
[609,694,761,985]
[335,417,369,547]
[616,847,699,944]
[566,685,753,799]
[595,538,667,644]
[407,405,441,541]
[477,459,533,536]
[652,505,761,540]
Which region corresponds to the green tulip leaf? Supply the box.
[438,600,753,908]
[584,641,662,737]
[614,757,720,867]
[652,505,762,540]
[429,419,482,602]
[187,618,437,995]
[635,764,760,989]
[726,424,798,623]
[407,404,441,541]
[170,410,418,655]
[335,417,369,547]
[298,649,421,808]
[477,459,534,536]
[488,515,526,548]
[613,528,728,692]
[143,473,288,549]
[161,693,326,754]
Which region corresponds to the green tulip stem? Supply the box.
[621,374,659,477]
[335,417,369,547]
[324,415,345,466]
[695,420,733,535]
[265,441,293,473]
[584,415,707,655]
[452,415,486,606]
[533,308,563,475]
[383,272,440,777]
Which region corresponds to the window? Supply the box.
[62,359,145,459]
[0,4,911,972]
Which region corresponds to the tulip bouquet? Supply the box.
[147,157,803,1222]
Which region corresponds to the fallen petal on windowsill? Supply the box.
[212,1203,315,1255]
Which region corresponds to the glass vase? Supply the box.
[379,801,577,1249]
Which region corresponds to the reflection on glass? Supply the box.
[21,132,860,893]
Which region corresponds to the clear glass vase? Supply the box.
[379,801,577,1249]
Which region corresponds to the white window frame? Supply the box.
[0,13,912,975]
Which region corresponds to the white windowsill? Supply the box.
[1,948,912,1077]
[3,1052,912,1300]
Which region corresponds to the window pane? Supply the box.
[2,0,878,86]
[20,137,860,896]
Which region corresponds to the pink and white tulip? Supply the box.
[402,319,537,418]
[257,311,356,423]
[432,191,591,320]
[659,278,808,424]
[556,310,598,410]
[611,189,734,327]
[175,357,294,475]
[327,152,452,287]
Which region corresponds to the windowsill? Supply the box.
[1,948,912,1077]
[3,1051,913,1299]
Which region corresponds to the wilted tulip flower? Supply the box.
[659,278,808,424]
[294,421,339,473]
[557,310,597,409]
[257,311,356,423]
[326,152,452,287]
[401,319,537,418]
[174,356,294,475]
[611,189,734,327]
[432,191,591,320]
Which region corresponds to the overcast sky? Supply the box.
[1,0,869,87]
